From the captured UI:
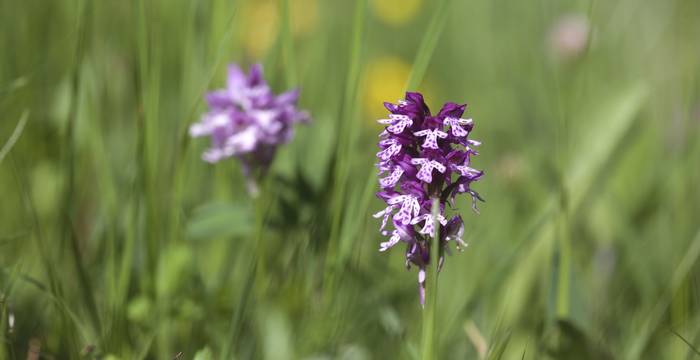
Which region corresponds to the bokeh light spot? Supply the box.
[370,0,423,27]
[243,1,279,58]
[362,56,412,122]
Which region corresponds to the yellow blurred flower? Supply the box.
[370,0,423,27]
[242,0,319,58]
[362,56,438,126]
[291,0,319,37]
[243,1,279,58]
[362,56,411,122]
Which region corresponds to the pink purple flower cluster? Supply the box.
[190,64,309,189]
[373,92,483,305]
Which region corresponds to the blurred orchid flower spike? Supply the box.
[190,63,310,195]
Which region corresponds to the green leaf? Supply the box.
[0,110,28,164]
[544,320,613,360]
[487,331,512,360]
[261,308,294,360]
[625,228,700,360]
[499,82,649,323]
[568,83,649,212]
[186,202,253,240]
[193,347,214,360]
[156,245,193,299]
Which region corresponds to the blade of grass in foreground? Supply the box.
[498,83,648,323]
[60,0,104,346]
[421,198,442,360]
[10,157,85,354]
[405,0,451,92]
[625,227,700,360]
[134,0,160,289]
[0,111,28,165]
[0,298,7,360]
[168,2,239,246]
[222,179,276,359]
[279,0,297,88]
[325,0,367,294]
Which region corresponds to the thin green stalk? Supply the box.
[0,294,7,360]
[253,183,272,296]
[0,110,28,165]
[10,156,81,355]
[626,228,700,360]
[61,0,103,345]
[325,0,367,293]
[221,259,257,359]
[135,0,162,293]
[168,3,238,245]
[421,197,441,360]
[555,208,571,318]
[279,0,297,88]
[221,178,274,358]
[552,45,571,321]
[405,0,451,92]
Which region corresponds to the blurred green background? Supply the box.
[1,0,700,358]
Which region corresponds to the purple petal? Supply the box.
[227,64,247,90]
[437,102,466,118]
[405,92,430,115]
[206,90,233,108]
[275,88,300,106]
[384,101,399,113]
[248,63,265,86]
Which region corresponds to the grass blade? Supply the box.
[421,198,442,360]
[625,228,700,360]
[670,329,700,357]
[325,0,368,294]
[405,0,451,91]
[0,111,29,165]
[499,83,648,323]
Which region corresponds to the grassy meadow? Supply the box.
[1,0,700,358]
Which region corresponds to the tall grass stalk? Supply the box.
[253,179,274,295]
[555,210,571,318]
[221,257,257,359]
[0,111,28,164]
[61,0,104,346]
[626,228,700,359]
[0,294,7,360]
[221,178,275,358]
[168,3,239,247]
[279,0,297,88]
[552,55,571,320]
[325,0,367,295]
[421,197,441,360]
[405,0,450,92]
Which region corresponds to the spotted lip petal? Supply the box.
[373,91,484,306]
[386,114,413,134]
[379,166,405,188]
[414,129,448,149]
[444,117,473,137]
[411,158,446,183]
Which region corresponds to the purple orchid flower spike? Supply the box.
[373,92,484,307]
[190,63,310,196]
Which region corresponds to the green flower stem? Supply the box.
[556,210,571,318]
[421,197,441,360]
